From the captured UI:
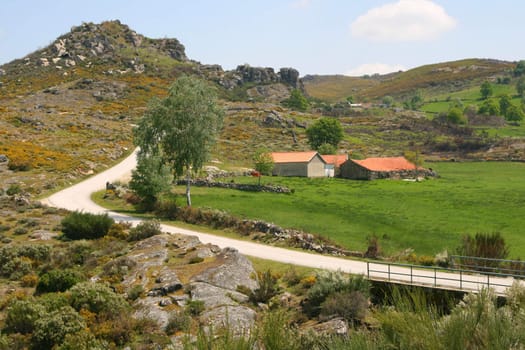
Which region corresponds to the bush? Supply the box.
[20,273,38,287]
[4,299,46,334]
[250,270,280,304]
[165,310,191,334]
[153,197,179,219]
[61,211,114,240]
[456,232,509,272]
[304,271,370,317]
[127,285,144,301]
[127,220,162,241]
[189,256,204,264]
[32,306,85,349]
[186,300,205,316]
[320,291,369,323]
[36,269,84,294]
[69,282,128,316]
[56,330,109,350]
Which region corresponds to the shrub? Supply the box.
[69,282,128,316]
[304,271,370,317]
[456,232,509,272]
[4,299,46,334]
[165,310,191,334]
[260,310,301,350]
[127,220,162,241]
[20,273,38,287]
[127,285,144,301]
[320,291,369,323]
[365,235,381,259]
[12,227,27,235]
[6,184,22,196]
[56,330,109,350]
[250,270,280,304]
[189,256,204,264]
[61,211,114,240]
[186,300,205,316]
[36,269,84,294]
[107,222,131,240]
[102,256,137,281]
[153,197,179,219]
[32,306,85,349]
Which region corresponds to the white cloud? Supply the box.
[351,0,456,42]
[345,63,406,76]
[291,0,311,9]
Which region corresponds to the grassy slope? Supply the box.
[304,59,515,102]
[184,161,525,258]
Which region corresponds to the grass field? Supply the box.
[179,162,525,258]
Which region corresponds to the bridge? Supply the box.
[366,256,524,296]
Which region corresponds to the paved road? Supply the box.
[43,149,520,295]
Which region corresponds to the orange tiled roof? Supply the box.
[352,157,416,171]
[271,151,320,163]
[321,154,348,167]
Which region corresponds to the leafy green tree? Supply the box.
[134,75,224,206]
[514,60,525,77]
[499,94,513,116]
[404,90,424,110]
[516,77,525,96]
[382,95,394,107]
[478,99,500,115]
[480,81,493,99]
[505,104,524,123]
[317,143,336,155]
[253,149,274,185]
[306,117,344,150]
[447,107,467,125]
[129,153,173,209]
[282,89,309,111]
[253,149,274,176]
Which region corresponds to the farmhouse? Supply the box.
[271,151,326,177]
[321,154,348,177]
[340,156,429,180]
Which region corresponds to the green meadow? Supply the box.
[186,161,525,257]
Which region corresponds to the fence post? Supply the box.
[410,266,413,284]
[367,262,369,279]
[487,274,490,288]
[434,268,437,287]
[460,270,463,289]
[388,264,391,281]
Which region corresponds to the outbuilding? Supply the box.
[271,151,327,177]
[340,156,427,180]
[321,154,348,177]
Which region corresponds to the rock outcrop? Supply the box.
[113,234,258,332]
[3,20,187,75]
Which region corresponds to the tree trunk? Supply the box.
[186,168,192,207]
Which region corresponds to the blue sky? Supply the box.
[1,0,525,76]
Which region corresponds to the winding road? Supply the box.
[43,150,520,296]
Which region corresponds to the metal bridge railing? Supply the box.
[366,260,517,294]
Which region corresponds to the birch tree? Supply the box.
[134,75,224,206]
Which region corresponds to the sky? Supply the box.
[1,0,525,76]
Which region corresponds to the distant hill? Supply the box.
[304,59,515,102]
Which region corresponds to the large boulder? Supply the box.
[191,247,258,291]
